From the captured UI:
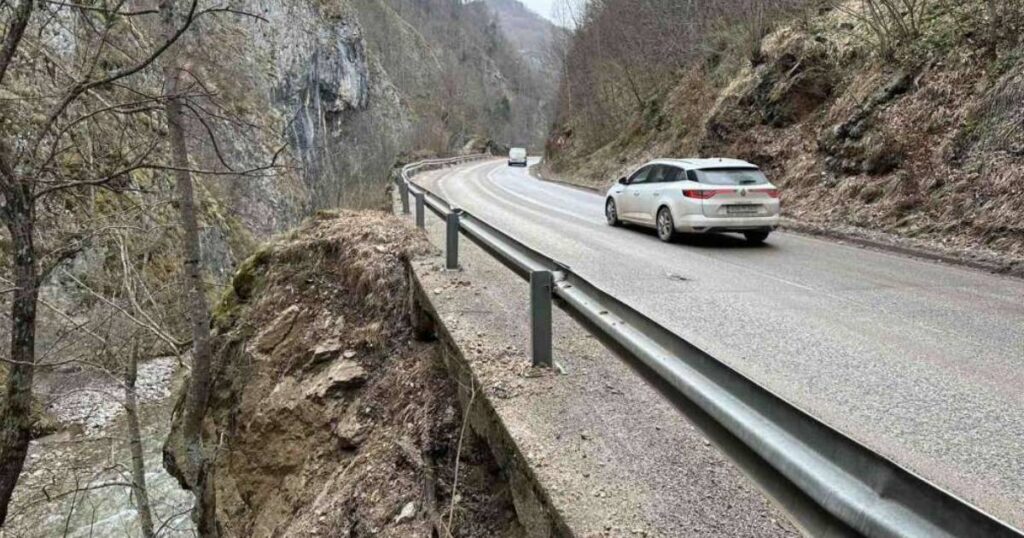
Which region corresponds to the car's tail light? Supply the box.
[765,189,780,198]
[683,189,732,199]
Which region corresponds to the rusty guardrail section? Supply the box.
[396,155,1024,538]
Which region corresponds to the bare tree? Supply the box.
[159,1,217,534]
[0,1,53,523]
[125,340,156,538]
[0,0,280,526]
[553,0,808,150]
[839,0,927,59]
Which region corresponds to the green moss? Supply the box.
[991,48,1024,79]
[211,288,242,333]
[211,246,273,332]
[231,246,273,302]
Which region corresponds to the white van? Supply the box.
[508,147,527,167]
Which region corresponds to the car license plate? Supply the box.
[726,205,759,216]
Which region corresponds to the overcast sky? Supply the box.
[518,0,568,26]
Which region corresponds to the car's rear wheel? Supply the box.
[656,207,676,242]
[605,198,620,226]
[744,231,770,244]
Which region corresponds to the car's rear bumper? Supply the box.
[674,214,780,233]
[507,159,527,166]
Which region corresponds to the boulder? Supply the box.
[332,415,369,449]
[306,360,367,401]
[256,305,301,352]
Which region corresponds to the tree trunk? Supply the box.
[160,0,212,461]
[0,0,37,525]
[124,346,155,538]
[986,0,999,57]
[0,188,38,526]
[166,62,213,448]
[160,1,217,535]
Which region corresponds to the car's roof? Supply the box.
[644,158,757,170]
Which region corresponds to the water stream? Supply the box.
[6,358,195,537]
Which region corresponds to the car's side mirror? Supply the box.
[617,177,628,185]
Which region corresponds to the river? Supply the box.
[5,358,195,537]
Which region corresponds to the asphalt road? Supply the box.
[417,158,1024,530]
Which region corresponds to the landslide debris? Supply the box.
[165,211,524,537]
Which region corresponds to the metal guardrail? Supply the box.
[396,156,1024,538]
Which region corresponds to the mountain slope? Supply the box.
[483,0,564,78]
[351,0,560,153]
[481,0,567,150]
[545,0,1024,270]
[0,0,564,460]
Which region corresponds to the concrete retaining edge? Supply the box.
[405,260,575,538]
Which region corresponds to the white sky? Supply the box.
[518,0,569,26]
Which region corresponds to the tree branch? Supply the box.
[0,0,33,87]
[32,0,200,158]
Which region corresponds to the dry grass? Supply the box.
[185,210,523,537]
[546,0,1024,269]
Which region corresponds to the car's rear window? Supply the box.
[693,168,768,185]
[510,148,526,157]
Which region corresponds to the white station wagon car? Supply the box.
[605,158,780,243]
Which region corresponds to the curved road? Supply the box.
[418,158,1024,529]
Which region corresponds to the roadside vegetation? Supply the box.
[547,0,1024,270]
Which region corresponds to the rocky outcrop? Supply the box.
[164,211,524,536]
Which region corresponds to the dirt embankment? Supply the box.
[545,3,1024,274]
[165,211,524,537]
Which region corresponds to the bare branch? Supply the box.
[31,0,201,160]
[0,0,33,87]
[41,1,160,17]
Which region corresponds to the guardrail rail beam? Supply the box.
[395,154,1024,538]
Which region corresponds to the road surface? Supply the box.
[416,158,1024,530]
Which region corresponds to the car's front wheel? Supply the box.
[605,198,621,227]
[744,231,770,244]
[656,207,676,242]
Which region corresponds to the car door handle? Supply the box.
[633,192,640,196]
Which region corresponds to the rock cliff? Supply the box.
[2,0,558,376]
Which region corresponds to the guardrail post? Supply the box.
[530,270,553,367]
[445,210,460,270]
[415,191,425,229]
[400,181,410,215]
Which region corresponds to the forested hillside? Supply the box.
[483,0,568,150]
[355,0,560,154]
[546,0,1024,269]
